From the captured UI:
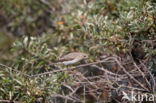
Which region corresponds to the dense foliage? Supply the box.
[0,0,156,102]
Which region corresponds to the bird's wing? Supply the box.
[57,52,80,62]
[59,53,77,60]
[57,55,75,62]
[58,58,74,62]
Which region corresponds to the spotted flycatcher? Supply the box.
[57,52,88,65]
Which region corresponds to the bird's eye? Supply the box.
[84,55,87,57]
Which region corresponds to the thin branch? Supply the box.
[140,61,155,93]
[113,56,150,92]
[29,57,113,78]
[133,61,151,91]
[0,64,30,77]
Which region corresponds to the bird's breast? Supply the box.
[62,58,82,65]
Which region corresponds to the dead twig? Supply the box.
[0,63,30,78]
[140,61,155,93]
[112,56,150,92]
[29,57,113,78]
[133,61,151,91]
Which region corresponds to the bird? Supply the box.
[56,52,88,65]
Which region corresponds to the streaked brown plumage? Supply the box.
[57,52,88,65]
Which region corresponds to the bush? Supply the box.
[0,0,155,102]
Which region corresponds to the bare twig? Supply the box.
[113,56,150,92]
[140,61,155,93]
[133,62,151,91]
[29,57,113,78]
[0,100,10,103]
[83,85,86,103]
[0,64,30,77]
[70,86,80,96]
